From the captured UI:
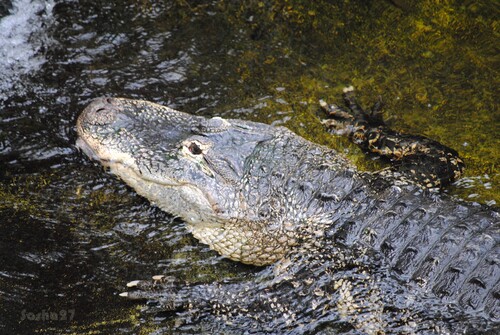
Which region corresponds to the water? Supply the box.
[0,0,498,334]
[0,0,55,101]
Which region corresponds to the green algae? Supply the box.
[204,0,499,204]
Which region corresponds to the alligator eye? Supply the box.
[188,142,203,155]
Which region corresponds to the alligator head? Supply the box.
[77,98,358,265]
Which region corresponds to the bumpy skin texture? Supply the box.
[321,87,465,189]
[76,95,499,334]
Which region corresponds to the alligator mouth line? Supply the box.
[75,137,100,162]
[104,159,224,226]
[76,136,183,187]
[77,132,224,223]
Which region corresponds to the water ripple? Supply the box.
[0,0,55,102]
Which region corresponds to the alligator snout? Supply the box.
[79,97,121,127]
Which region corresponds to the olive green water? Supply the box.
[0,0,498,334]
[211,0,499,205]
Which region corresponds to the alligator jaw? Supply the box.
[76,137,100,161]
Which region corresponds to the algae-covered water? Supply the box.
[0,0,498,334]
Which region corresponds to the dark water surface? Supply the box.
[0,0,498,334]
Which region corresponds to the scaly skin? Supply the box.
[321,87,465,189]
[76,94,499,334]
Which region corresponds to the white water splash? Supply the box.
[0,0,55,101]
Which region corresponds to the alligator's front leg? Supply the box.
[121,275,294,331]
[118,257,392,334]
[120,273,298,332]
[320,87,465,188]
[121,276,197,312]
[118,243,473,334]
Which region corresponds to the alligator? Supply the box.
[76,89,499,334]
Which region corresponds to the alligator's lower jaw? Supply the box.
[76,137,100,161]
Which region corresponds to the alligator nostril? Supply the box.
[81,97,120,126]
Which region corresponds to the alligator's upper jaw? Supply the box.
[76,97,122,162]
[76,97,178,183]
[76,97,220,214]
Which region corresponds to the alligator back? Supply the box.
[330,184,500,322]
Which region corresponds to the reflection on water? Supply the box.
[0,0,498,334]
[0,0,55,101]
